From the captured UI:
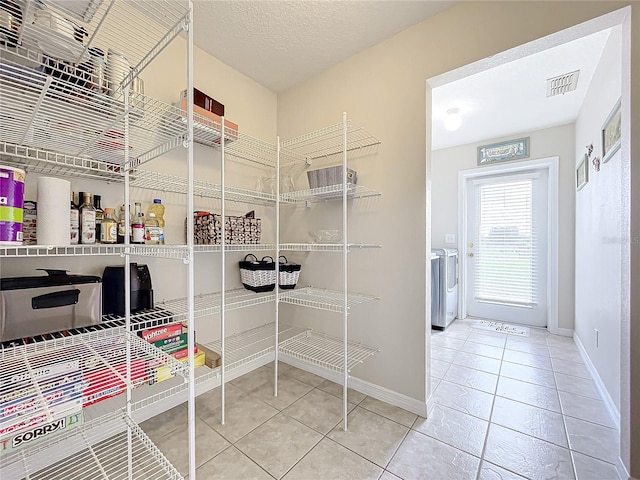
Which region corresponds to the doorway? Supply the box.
[461,161,556,327]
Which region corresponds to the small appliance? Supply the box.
[102,263,153,316]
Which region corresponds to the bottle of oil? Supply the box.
[100,208,117,244]
[70,191,79,245]
[131,202,145,244]
[117,204,130,244]
[93,194,104,243]
[145,199,165,245]
[79,192,96,244]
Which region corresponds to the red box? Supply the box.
[82,360,148,407]
[139,323,182,343]
[170,346,198,361]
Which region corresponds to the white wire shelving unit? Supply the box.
[0,0,197,478]
[275,113,381,431]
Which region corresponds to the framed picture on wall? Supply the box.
[477,137,530,165]
[602,99,621,163]
[576,154,589,191]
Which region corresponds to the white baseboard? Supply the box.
[616,456,631,480]
[573,333,620,430]
[548,326,574,337]
[279,354,428,417]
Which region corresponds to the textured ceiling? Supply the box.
[432,28,613,150]
[192,1,456,93]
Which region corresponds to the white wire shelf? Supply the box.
[205,322,303,372]
[0,411,182,480]
[279,330,378,373]
[280,243,382,252]
[280,183,381,202]
[279,287,378,313]
[0,328,186,440]
[281,120,380,160]
[0,244,189,259]
[193,244,276,253]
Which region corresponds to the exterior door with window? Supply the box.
[466,170,548,326]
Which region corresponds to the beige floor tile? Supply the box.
[505,340,550,357]
[496,377,561,412]
[249,374,314,410]
[466,333,507,348]
[282,366,326,387]
[430,358,452,379]
[491,396,568,447]
[387,430,480,480]
[195,446,272,480]
[284,388,356,434]
[502,349,553,370]
[327,407,409,467]
[565,416,620,464]
[282,438,382,480]
[317,379,367,404]
[554,372,601,399]
[460,341,504,360]
[140,404,187,444]
[551,358,592,379]
[432,380,494,420]
[236,413,322,479]
[231,365,274,392]
[484,424,574,480]
[478,461,527,480]
[571,451,619,480]
[199,394,280,443]
[548,345,583,363]
[443,363,498,394]
[431,345,459,363]
[439,329,470,341]
[500,361,556,388]
[378,471,402,480]
[558,390,616,428]
[413,404,488,457]
[154,417,231,476]
[453,351,502,375]
[359,397,417,427]
[431,335,466,350]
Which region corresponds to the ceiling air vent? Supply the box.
[546,70,580,97]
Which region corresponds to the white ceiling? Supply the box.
[432,28,613,150]
[192,1,456,93]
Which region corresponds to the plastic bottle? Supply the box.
[131,202,145,244]
[79,192,96,244]
[100,208,117,244]
[117,204,130,244]
[70,191,79,244]
[145,199,165,245]
[93,194,104,243]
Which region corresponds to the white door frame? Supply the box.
[458,157,560,333]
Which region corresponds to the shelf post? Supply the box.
[275,136,281,397]
[342,111,349,431]
[221,115,226,425]
[185,3,196,479]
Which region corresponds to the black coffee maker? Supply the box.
[102,263,153,316]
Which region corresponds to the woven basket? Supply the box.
[239,254,276,292]
[278,255,301,290]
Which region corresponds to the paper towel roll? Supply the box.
[37,177,71,245]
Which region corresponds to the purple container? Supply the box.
[0,165,26,245]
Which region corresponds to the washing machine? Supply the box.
[431,248,459,329]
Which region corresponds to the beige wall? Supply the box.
[432,124,576,331]
[277,2,639,474]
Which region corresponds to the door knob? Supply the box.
[468,253,474,258]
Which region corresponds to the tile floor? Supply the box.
[142,318,620,479]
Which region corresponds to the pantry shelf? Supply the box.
[280,183,381,202]
[194,244,277,253]
[0,244,190,259]
[0,410,182,480]
[0,328,186,442]
[279,330,378,373]
[280,243,382,252]
[281,120,380,160]
[279,287,378,313]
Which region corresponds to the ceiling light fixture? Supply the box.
[444,108,462,131]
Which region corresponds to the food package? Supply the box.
[196,343,221,368]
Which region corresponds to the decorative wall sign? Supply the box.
[477,137,530,165]
[577,154,589,191]
[602,99,621,163]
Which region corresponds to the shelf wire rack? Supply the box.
[280,243,382,252]
[281,120,380,160]
[0,410,182,480]
[280,183,381,203]
[279,287,378,313]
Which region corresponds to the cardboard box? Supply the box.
[196,343,221,369]
[0,398,82,438]
[170,346,198,361]
[152,333,190,353]
[179,99,238,141]
[0,411,83,455]
[140,323,183,343]
[82,359,148,407]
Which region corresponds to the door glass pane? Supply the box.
[475,179,537,307]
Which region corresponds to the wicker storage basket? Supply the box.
[239,254,276,292]
[278,255,301,290]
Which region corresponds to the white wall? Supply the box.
[431,124,576,330]
[574,26,623,414]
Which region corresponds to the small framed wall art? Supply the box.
[477,137,530,166]
[576,154,589,191]
[602,99,621,163]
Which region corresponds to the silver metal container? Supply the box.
[0,269,102,341]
